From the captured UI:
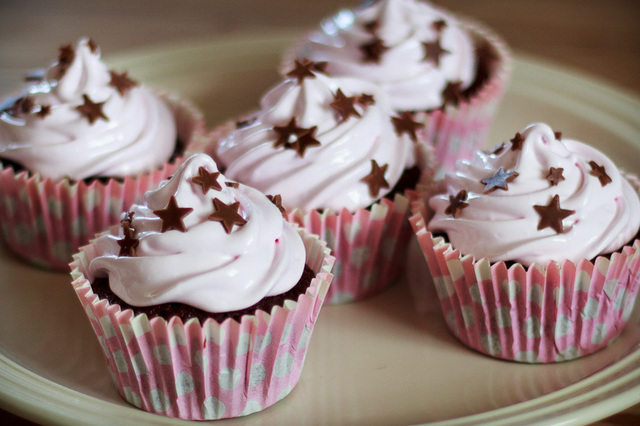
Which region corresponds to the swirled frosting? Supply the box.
[87,153,306,313]
[289,0,476,111]
[0,38,177,180]
[216,66,422,213]
[428,123,640,266]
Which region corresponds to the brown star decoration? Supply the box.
[554,131,563,141]
[363,19,380,34]
[422,38,450,67]
[153,196,193,233]
[117,212,139,257]
[87,38,99,54]
[35,104,51,119]
[432,19,447,33]
[267,194,287,218]
[480,167,519,193]
[588,161,612,186]
[209,198,247,234]
[509,132,525,151]
[273,117,308,150]
[360,37,388,63]
[533,194,575,234]
[225,181,240,188]
[356,93,376,107]
[191,166,222,194]
[286,59,318,84]
[330,89,361,122]
[293,126,321,158]
[442,80,464,107]
[444,189,469,218]
[488,142,506,156]
[361,159,389,198]
[391,112,423,142]
[546,167,565,186]
[109,70,138,96]
[76,94,108,124]
[57,43,75,78]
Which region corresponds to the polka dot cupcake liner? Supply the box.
[411,18,512,172]
[289,192,414,304]
[409,186,640,363]
[0,92,207,270]
[70,228,335,420]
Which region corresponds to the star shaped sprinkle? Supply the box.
[225,181,239,188]
[109,70,138,96]
[588,161,612,186]
[554,131,563,141]
[58,44,75,66]
[391,112,423,142]
[191,166,221,194]
[87,38,99,54]
[361,159,389,198]
[546,167,565,186]
[36,104,51,119]
[444,190,469,218]
[489,142,506,156]
[533,194,574,234]
[363,19,380,34]
[509,132,525,151]
[293,126,321,158]
[360,37,388,63]
[480,167,519,193]
[432,19,447,33]
[286,59,318,84]
[273,117,307,150]
[442,80,464,107]
[209,198,247,234]
[75,94,108,124]
[267,194,287,218]
[153,196,193,232]
[422,38,449,67]
[356,93,376,107]
[117,213,139,257]
[330,89,361,122]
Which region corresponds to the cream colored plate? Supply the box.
[1,31,640,425]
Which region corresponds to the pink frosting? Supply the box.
[428,123,640,266]
[216,69,425,213]
[0,38,177,180]
[87,154,306,313]
[289,0,476,111]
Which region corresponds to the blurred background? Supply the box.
[0,1,639,424]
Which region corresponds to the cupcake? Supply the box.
[210,63,434,304]
[70,153,334,420]
[410,123,640,362]
[282,0,511,171]
[0,38,206,270]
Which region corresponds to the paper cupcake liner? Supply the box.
[70,229,334,420]
[409,190,640,363]
[289,192,413,304]
[0,92,207,271]
[280,17,511,174]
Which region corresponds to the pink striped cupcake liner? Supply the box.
[289,192,414,304]
[409,181,640,363]
[0,92,207,270]
[70,229,334,420]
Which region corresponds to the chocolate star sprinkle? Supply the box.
[225,181,240,188]
[58,44,75,66]
[432,19,447,33]
[209,198,247,234]
[363,19,380,34]
[360,37,388,63]
[588,161,612,186]
[444,190,469,218]
[76,94,108,124]
[356,93,376,107]
[330,89,361,122]
[36,104,51,119]
[191,166,221,194]
[554,131,563,141]
[442,80,464,107]
[480,167,519,193]
[286,59,317,84]
[361,159,389,198]
[87,38,100,54]
[117,215,139,257]
[422,38,449,67]
[391,111,423,142]
[267,194,287,218]
[546,167,565,186]
[509,132,525,151]
[533,194,574,234]
[273,117,307,150]
[293,126,321,158]
[109,70,138,96]
[153,196,193,233]
[489,142,506,156]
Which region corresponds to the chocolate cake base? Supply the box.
[91,264,315,324]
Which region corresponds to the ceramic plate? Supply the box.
[1,31,640,425]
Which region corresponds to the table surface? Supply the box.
[0,0,639,424]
